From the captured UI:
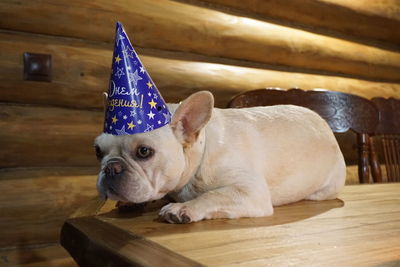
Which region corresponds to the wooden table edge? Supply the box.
[60,216,203,267]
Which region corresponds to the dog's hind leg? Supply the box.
[306,158,346,201]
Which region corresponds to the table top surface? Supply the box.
[61,183,400,267]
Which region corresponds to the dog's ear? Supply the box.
[171,91,214,146]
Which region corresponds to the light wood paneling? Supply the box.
[0,167,98,248]
[200,0,400,45]
[0,104,102,168]
[1,0,400,82]
[2,31,400,111]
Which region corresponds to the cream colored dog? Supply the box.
[95,91,346,223]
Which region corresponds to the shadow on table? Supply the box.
[371,260,400,267]
[97,198,344,237]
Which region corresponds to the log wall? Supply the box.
[0,0,399,250]
[1,0,399,169]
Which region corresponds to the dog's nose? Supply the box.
[104,161,124,178]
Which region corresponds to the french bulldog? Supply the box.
[95,91,346,223]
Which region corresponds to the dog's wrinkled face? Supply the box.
[94,126,185,203]
[95,91,214,203]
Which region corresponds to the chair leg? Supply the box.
[357,133,370,184]
[382,136,392,182]
[369,136,382,183]
[391,136,400,181]
[395,137,400,182]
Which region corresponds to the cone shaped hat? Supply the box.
[104,22,171,135]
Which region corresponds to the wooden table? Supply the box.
[61,184,400,266]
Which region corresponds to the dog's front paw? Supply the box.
[159,203,195,224]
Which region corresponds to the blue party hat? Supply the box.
[103,22,171,135]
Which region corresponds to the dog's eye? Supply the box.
[95,145,104,160]
[136,146,154,160]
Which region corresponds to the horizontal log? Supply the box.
[0,104,102,168]
[0,31,111,109]
[322,0,400,21]
[1,0,400,81]
[0,167,98,248]
[1,31,400,111]
[152,54,400,108]
[200,0,400,45]
[0,107,360,170]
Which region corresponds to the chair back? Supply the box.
[228,88,378,134]
[371,97,400,182]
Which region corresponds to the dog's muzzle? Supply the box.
[103,158,125,179]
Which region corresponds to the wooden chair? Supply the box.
[370,97,400,182]
[227,88,380,183]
